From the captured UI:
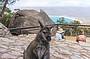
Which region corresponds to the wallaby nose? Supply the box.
[48,35,51,37]
[47,35,51,41]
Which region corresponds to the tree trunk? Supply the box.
[0,0,8,17]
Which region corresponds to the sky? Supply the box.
[9,0,90,9]
[7,0,90,24]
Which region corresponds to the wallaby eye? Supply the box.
[43,30,46,33]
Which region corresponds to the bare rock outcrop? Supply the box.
[0,23,12,37]
[50,41,90,59]
[9,9,54,35]
[0,34,90,59]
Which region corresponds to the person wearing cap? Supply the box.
[55,27,65,41]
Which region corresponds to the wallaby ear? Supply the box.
[38,20,44,28]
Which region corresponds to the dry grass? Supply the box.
[65,36,76,42]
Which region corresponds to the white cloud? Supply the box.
[48,0,90,7]
[9,0,90,9]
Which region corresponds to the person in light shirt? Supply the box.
[55,27,65,41]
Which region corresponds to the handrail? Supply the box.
[8,24,90,31]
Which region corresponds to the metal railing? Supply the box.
[8,24,90,36]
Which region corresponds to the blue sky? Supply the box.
[8,0,90,9]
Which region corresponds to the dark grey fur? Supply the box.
[23,21,51,59]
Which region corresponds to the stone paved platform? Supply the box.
[0,34,90,59]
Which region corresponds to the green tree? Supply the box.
[71,19,81,35]
[1,7,13,27]
[0,0,3,14]
[73,20,80,25]
[0,0,17,17]
[59,17,64,24]
[57,17,69,24]
[57,17,65,24]
[0,0,18,27]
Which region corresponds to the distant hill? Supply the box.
[21,7,90,24]
[22,7,90,17]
